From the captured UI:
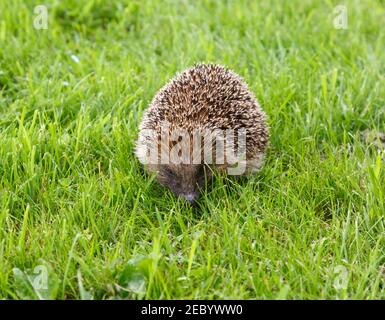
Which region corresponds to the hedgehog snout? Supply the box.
[180,192,199,205]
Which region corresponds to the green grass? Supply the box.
[0,0,384,299]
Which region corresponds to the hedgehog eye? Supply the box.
[196,166,206,186]
[197,166,205,176]
[198,165,210,177]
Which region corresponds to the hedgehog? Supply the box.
[136,64,269,205]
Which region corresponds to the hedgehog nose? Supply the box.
[183,193,198,205]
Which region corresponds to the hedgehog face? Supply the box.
[156,164,211,205]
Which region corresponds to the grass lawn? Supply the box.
[0,0,385,299]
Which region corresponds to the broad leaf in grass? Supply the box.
[13,260,59,300]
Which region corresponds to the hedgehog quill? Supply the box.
[136,64,269,205]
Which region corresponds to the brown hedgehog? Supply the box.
[136,64,268,205]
